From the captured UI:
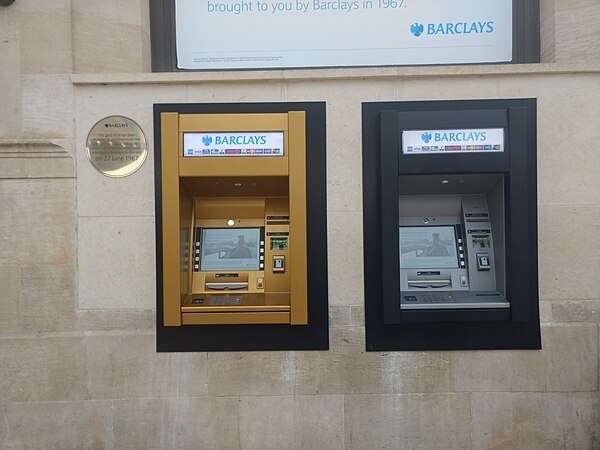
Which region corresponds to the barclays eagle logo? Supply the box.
[202,136,213,146]
[421,132,432,143]
[411,23,424,37]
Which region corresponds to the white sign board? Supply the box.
[183,132,285,157]
[402,128,505,154]
[175,0,512,70]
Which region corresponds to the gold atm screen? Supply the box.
[196,227,263,272]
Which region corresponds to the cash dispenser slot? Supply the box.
[205,282,249,290]
[408,280,452,288]
[407,271,452,288]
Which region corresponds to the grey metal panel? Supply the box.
[150,0,177,72]
[398,174,504,197]
[488,177,506,295]
[512,0,541,63]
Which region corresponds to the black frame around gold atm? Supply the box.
[160,112,308,326]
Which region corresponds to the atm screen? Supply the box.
[200,228,261,271]
[399,226,459,269]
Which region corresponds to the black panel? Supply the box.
[380,111,401,324]
[507,107,534,322]
[512,0,541,64]
[150,0,177,72]
[154,102,328,352]
[362,99,540,351]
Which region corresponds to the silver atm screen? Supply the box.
[399,226,459,269]
[200,228,260,271]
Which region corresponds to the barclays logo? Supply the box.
[411,21,495,37]
[421,132,432,144]
[202,136,213,146]
[410,23,424,37]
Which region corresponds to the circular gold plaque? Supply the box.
[85,116,148,177]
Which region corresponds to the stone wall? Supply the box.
[0,1,599,448]
[541,0,600,63]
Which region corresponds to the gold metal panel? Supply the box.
[179,114,289,132]
[195,197,265,221]
[182,176,289,198]
[264,198,291,294]
[192,271,266,295]
[288,111,308,325]
[194,218,265,228]
[187,188,195,297]
[179,157,288,177]
[265,197,290,219]
[161,112,182,326]
[182,292,290,308]
[180,182,193,297]
[182,312,290,325]
[182,305,290,313]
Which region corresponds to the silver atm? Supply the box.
[362,99,540,351]
[399,175,507,310]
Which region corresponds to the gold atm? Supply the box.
[159,111,308,327]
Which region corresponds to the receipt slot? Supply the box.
[155,103,328,352]
[362,99,540,350]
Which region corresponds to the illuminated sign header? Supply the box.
[402,128,505,154]
[183,132,284,157]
